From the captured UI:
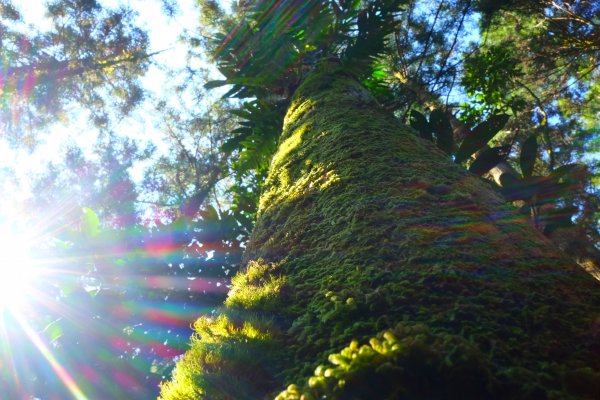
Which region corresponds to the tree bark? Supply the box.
[160,70,600,400]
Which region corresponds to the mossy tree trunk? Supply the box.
[160,70,600,400]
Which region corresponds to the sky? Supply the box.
[0,3,232,398]
[0,0,231,223]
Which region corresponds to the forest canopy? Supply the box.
[0,1,598,399]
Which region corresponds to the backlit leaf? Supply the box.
[43,319,63,343]
[81,207,101,237]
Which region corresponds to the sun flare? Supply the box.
[0,230,37,309]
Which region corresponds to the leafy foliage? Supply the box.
[410,108,510,169]
[202,1,409,231]
[460,45,525,120]
[409,106,592,240]
[0,0,151,145]
[221,99,286,232]
[455,114,510,163]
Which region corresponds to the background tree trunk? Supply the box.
[160,69,600,400]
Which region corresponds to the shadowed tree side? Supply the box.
[160,66,600,399]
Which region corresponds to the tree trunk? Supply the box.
[160,70,600,400]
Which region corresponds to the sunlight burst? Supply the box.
[0,230,36,309]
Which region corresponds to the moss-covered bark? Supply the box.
[160,70,600,400]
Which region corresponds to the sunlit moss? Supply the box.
[259,161,340,217]
[283,98,314,130]
[225,259,287,311]
[159,313,283,400]
[270,125,304,168]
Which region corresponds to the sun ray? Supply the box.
[0,315,23,396]
[0,198,230,398]
[0,223,93,398]
[0,229,41,313]
[13,312,88,400]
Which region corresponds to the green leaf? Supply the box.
[231,127,252,135]
[221,131,253,153]
[409,110,433,141]
[223,84,243,98]
[204,80,229,89]
[371,65,387,80]
[520,134,537,178]
[429,109,453,154]
[81,207,101,237]
[52,238,73,250]
[455,114,509,163]
[229,109,252,119]
[292,29,305,39]
[58,280,79,297]
[232,86,256,99]
[43,319,63,343]
[468,145,511,176]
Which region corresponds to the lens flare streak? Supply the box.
[13,312,88,400]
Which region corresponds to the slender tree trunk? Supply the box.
[160,70,600,400]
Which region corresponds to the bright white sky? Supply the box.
[0,0,232,214]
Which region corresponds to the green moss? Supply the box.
[160,71,600,399]
[276,324,497,400]
[226,259,288,312]
[159,313,285,400]
[277,324,600,400]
